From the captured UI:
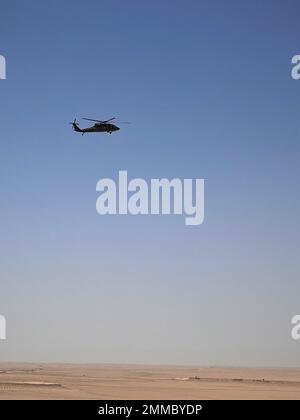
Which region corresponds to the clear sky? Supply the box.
[0,0,299,366]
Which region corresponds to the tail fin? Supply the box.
[70,118,82,132]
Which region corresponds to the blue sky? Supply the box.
[0,0,299,366]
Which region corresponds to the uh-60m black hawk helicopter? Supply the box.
[70,117,129,135]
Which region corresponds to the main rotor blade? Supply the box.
[82,117,116,123]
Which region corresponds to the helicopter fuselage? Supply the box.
[72,122,120,134]
[86,123,119,133]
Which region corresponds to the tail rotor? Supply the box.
[69,118,82,132]
[69,118,77,128]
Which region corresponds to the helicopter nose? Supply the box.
[115,126,120,131]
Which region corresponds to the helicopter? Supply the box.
[70,117,128,135]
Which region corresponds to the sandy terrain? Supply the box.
[0,363,299,399]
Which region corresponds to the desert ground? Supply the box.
[0,363,299,399]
